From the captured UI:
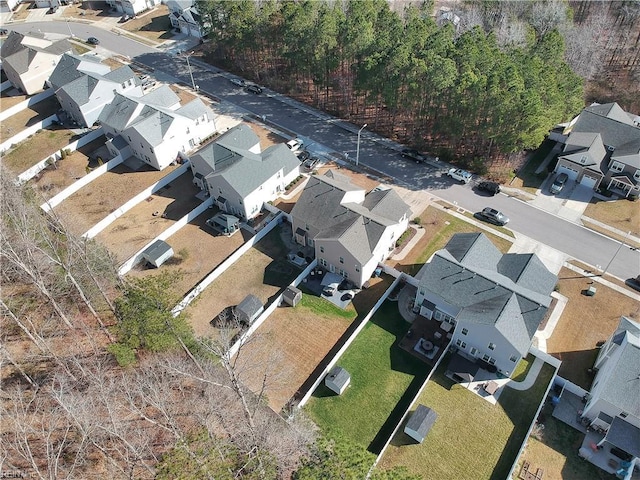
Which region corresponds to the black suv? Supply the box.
[477,181,501,195]
[401,148,426,163]
[246,85,263,94]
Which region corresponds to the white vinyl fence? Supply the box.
[0,114,58,154]
[41,154,124,212]
[17,128,104,185]
[0,88,54,122]
[82,162,190,238]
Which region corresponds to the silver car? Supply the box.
[478,207,509,226]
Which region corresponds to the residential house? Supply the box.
[166,0,206,38]
[0,0,20,13]
[98,85,216,170]
[581,316,640,464]
[188,124,300,220]
[291,171,411,288]
[552,102,640,198]
[0,31,73,94]
[105,0,158,15]
[414,233,557,376]
[49,53,143,127]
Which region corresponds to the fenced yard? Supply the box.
[2,127,76,174]
[96,171,201,263]
[182,225,302,337]
[0,95,59,143]
[53,161,179,236]
[305,300,430,454]
[379,359,555,480]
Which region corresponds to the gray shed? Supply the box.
[283,286,302,307]
[404,405,437,444]
[141,240,174,268]
[234,294,264,325]
[325,366,350,395]
[207,213,240,236]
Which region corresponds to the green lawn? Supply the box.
[512,139,556,193]
[379,358,555,480]
[305,301,431,453]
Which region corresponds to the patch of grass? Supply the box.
[584,197,640,239]
[512,354,534,382]
[299,292,355,319]
[380,359,555,480]
[511,139,556,193]
[122,6,174,42]
[2,128,76,174]
[305,301,429,452]
[582,219,640,250]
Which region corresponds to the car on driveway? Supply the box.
[625,275,640,292]
[229,78,246,87]
[401,148,426,163]
[477,181,501,195]
[322,285,336,296]
[550,173,568,194]
[87,37,100,45]
[476,207,509,226]
[447,168,472,184]
[303,157,319,170]
[246,85,262,94]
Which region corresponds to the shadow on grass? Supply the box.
[554,348,598,391]
[515,139,556,189]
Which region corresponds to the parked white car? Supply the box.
[447,168,472,184]
[286,138,304,152]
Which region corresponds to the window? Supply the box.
[320,246,324,253]
[620,412,628,418]
[509,355,518,362]
[150,147,154,153]
[127,135,131,141]
[355,266,360,272]
[461,328,468,335]
[482,354,490,362]
[339,257,344,264]
[609,161,624,173]
[488,358,496,365]
[470,348,477,356]
[419,289,425,296]
[456,340,466,349]
[319,258,327,267]
[488,343,496,351]
[141,142,144,148]
[339,269,346,277]
[305,224,309,231]
[634,170,640,181]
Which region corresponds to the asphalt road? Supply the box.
[9,22,640,280]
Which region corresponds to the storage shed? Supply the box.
[234,294,264,325]
[282,286,302,307]
[141,240,174,268]
[404,405,437,444]
[207,213,240,236]
[325,366,350,395]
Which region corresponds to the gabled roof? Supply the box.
[236,294,263,318]
[139,85,180,109]
[48,53,108,90]
[176,98,211,120]
[570,103,640,156]
[216,124,260,152]
[584,103,636,125]
[417,233,557,354]
[1,31,72,74]
[362,188,411,222]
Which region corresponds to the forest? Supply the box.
[196,0,640,175]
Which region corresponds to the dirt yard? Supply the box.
[547,267,640,389]
[0,90,28,111]
[584,197,640,238]
[2,127,77,175]
[31,136,107,200]
[121,5,172,43]
[54,161,179,236]
[95,171,202,263]
[0,95,59,142]
[128,209,250,296]
[183,226,299,337]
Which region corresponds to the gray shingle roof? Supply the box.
[127,108,175,147]
[216,124,260,152]
[139,85,180,108]
[362,188,412,221]
[48,53,106,90]
[59,75,100,106]
[176,98,210,120]
[571,104,640,152]
[406,405,437,438]
[98,93,143,130]
[104,65,138,84]
[417,233,556,354]
[606,416,640,458]
[326,366,350,388]
[235,294,263,319]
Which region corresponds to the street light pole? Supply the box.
[356,123,367,167]
[184,51,197,91]
[601,231,631,277]
[65,19,74,38]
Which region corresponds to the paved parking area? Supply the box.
[530,176,591,222]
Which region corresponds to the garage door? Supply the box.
[580,175,598,189]
[557,165,579,181]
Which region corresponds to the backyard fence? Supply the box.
[82,162,190,239]
[296,273,404,408]
[505,349,560,480]
[0,88,55,122]
[227,259,318,358]
[118,196,214,276]
[0,114,58,154]
[40,154,124,212]
[17,127,104,185]
[171,211,284,316]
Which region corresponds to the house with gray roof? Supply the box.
[50,53,143,127]
[553,102,640,198]
[166,0,207,38]
[98,85,216,170]
[580,316,640,468]
[291,171,411,288]
[414,232,557,377]
[187,124,300,220]
[0,31,73,94]
[106,0,158,16]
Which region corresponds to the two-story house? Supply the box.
[98,85,216,170]
[414,233,557,377]
[0,31,73,94]
[291,171,411,288]
[105,0,158,16]
[581,316,640,463]
[166,0,206,38]
[48,53,143,127]
[552,102,640,198]
[188,124,300,220]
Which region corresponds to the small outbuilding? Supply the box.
[282,286,302,307]
[404,405,437,444]
[325,366,350,395]
[206,213,240,236]
[141,240,174,268]
[234,294,264,325]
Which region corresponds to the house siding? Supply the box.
[452,323,521,376]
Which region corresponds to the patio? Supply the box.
[579,429,638,476]
[398,314,450,368]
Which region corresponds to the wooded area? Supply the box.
[196,0,639,173]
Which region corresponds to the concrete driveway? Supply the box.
[531,175,593,223]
